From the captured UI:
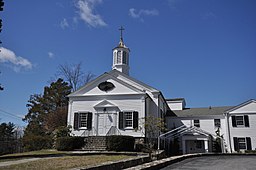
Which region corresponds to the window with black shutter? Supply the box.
[87,112,93,130]
[234,137,251,151]
[74,112,79,130]
[119,112,124,129]
[244,115,249,127]
[232,116,237,127]
[73,112,92,130]
[232,115,249,127]
[133,111,138,129]
[233,137,238,151]
[246,137,252,150]
[119,111,139,129]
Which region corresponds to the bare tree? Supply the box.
[57,62,95,92]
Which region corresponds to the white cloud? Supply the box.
[129,8,159,21]
[48,52,54,58]
[75,0,107,27]
[60,18,69,29]
[0,47,33,71]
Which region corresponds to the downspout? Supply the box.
[226,113,232,153]
[144,95,149,139]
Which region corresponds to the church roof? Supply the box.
[169,106,233,117]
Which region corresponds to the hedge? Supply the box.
[106,135,135,151]
[22,135,53,151]
[56,136,85,151]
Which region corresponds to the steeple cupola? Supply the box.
[112,26,130,75]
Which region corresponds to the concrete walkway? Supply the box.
[0,158,42,167]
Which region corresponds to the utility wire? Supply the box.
[0,108,24,120]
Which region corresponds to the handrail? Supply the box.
[81,127,97,137]
[106,126,121,136]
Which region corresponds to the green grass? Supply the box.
[0,155,133,170]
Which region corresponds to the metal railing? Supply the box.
[81,127,97,137]
[106,126,121,136]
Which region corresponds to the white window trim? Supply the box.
[122,110,134,129]
[78,112,89,130]
[237,137,247,150]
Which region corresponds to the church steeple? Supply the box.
[112,26,130,75]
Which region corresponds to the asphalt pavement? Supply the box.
[161,155,256,170]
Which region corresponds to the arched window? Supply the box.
[117,51,121,63]
[123,51,127,64]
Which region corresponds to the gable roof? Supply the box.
[68,69,160,97]
[170,106,233,117]
[224,99,256,113]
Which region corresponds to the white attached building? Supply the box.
[164,99,256,154]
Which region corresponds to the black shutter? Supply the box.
[74,112,79,130]
[87,112,92,130]
[232,116,237,127]
[233,137,238,151]
[133,111,139,129]
[246,137,252,150]
[119,112,124,129]
[244,115,249,127]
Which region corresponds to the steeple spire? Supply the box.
[112,26,130,75]
[118,26,125,47]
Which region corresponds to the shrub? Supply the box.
[56,136,85,151]
[23,135,53,151]
[106,135,135,151]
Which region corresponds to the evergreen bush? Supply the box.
[56,136,85,151]
[106,135,135,151]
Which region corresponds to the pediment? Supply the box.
[94,100,117,108]
[68,72,144,97]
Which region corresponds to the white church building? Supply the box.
[67,29,256,154]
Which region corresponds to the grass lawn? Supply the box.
[0,154,133,170]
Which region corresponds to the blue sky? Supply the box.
[0,0,255,126]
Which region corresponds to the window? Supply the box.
[124,112,133,128]
[214,119,221,128]
[232,115,249,127]
[117,51,121,63]
[73,112,92,130]
[80,113,88,128]
[238,138,246,149]
[114,52,117,64]
[123,51,127,64]
[194,119,200,127]
[119,111,138,129]
[233,137,252,151]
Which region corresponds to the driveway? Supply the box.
[161,155,256,170]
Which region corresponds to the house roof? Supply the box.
[166,98,185,101]
[169,106,233,117]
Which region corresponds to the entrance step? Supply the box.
[83,136,107,151]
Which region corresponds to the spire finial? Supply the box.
[119,26,125,39]
[118,26,125,47]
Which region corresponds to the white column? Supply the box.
[182,139,186,154]
[204,140,209,153]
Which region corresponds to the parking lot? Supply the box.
[161,155,256,170]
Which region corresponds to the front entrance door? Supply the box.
[185,140,205,154]
[97,113,114,136]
